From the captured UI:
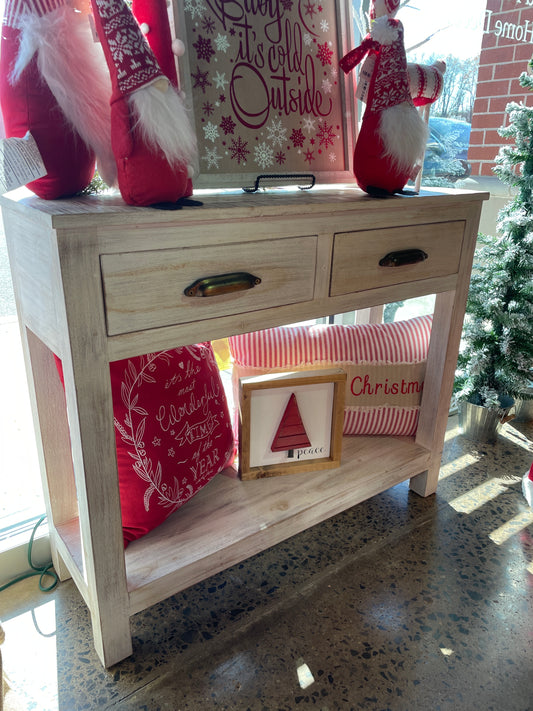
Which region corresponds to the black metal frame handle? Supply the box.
[379,249,428,267]
[184,272,262,297]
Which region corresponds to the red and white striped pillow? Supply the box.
[229,315,432,437]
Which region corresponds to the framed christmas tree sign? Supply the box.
[174,0,357,188]
[238,368,346,480]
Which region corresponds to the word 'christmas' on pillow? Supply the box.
[55,344,234,546]
[229,315,433,437]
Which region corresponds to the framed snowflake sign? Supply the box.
[174,0,357,187]
[238,368,346,480]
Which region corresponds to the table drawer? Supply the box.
[101,235,317,336]
[330,221,465,296]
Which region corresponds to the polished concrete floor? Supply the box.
[1,415,533,711]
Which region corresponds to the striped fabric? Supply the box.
[229,315,433,437]
[3,0,67,27]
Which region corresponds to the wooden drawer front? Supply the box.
[101,236,317,335]
[330,221,465,297]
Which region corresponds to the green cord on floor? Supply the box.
[0,515,58,593]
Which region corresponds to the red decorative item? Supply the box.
[90,0,196,206]
[408,60,446,107]
[55,345,234,547]
[0,7,95,199]
[271,393,311,454]
[339,0,427,196]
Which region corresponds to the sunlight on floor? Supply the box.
[3,599,58,711]
[449,479,510,514]
[489,510,533,546]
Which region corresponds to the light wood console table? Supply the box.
[1,186,487,667]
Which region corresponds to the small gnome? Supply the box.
[90,0,197,206]
[0,0,114,198]
[340,0,428,196]
[523,462,533,507]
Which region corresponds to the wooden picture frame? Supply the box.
[239,368,346,480]
[172,0,357,188]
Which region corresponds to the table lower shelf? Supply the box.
[56,434,431,616]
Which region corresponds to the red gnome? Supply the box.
[340,0,428,196]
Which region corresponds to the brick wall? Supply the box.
[469,0,533,177]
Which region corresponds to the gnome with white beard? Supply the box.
[340,0,428,196]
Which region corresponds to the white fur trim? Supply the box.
[129,82,197,168]
[379,102,428,171]
[371,16,399,45]
[10,7,116,186]
[523,472,533,507]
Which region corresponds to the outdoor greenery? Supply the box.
[454,70,533,409]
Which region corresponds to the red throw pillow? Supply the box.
[56,344,234,546]
[229,316,433,437]
[0,25,95,199]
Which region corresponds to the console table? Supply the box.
[1,185,487,667]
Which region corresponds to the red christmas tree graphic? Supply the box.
[271,393,311,458]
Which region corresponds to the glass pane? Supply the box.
[0,219,44,544]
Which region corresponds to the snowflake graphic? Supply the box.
[184,0,206,20]
[213,71,227,90]
[220,115,236,135]
[302,116,316,134]
[193,35,215,63]
[203,147,221,169]
[304,1,316,18]
[328,151,337,163]
[192,66,211,93]
[317,120,336,149]
[201,16,215,34]
[290,128,305,148]
[316,42,334,66]
[275,151,286,165]
[322,77,333,93]
[303,148,315,164]
[281,0,293,9]
[203,121,220,142]
[152,437,161,446]
[229,136,250,164]
[168,447,175,458]
[303,33,313,46]
[202,101,215,116]
[266,118,287,147]
[215,33,230,53]
[330,65,338,79]
[254,142,274,169]
[320,19,329,32]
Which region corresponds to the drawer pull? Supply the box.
[185,272,262,297]
[379,249,428,267]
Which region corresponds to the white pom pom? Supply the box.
[371,16,399,46]
[140,22,150,35]
[172,38,185,57]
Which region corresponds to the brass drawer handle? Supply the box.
[379,249,428,267]
[184,272,262,297]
